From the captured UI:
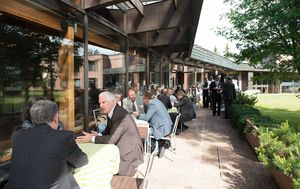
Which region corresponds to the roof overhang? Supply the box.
[92,0,203,57]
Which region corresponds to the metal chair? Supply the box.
[137,125,151,154]
[92,109,101,124]
[150,113,181,151]
[110,141,158,189]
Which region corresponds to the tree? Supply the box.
[213,46,218,53]
[218,0,300,73]
[223,43,230,57]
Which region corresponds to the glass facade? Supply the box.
[0,14,74,151]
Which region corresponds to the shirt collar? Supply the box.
[108,103,117,119]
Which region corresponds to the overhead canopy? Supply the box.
[81,0,203,57]
[30,0,203,57]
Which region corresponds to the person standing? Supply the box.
[222,76,236,119]
[76,92,144,176]
[202,78,209,108]
[6,100,88,189]
[210,75,222,116]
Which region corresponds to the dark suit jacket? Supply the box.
[5,124,88,189]
[222,82,236,101]
[95,104,144,176]
[174,96,196,122]
[158,94,172,110]
[209,81,222,98]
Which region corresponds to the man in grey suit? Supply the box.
[6,100,88,189]
[76,92,143,176]
[137,91,172,158]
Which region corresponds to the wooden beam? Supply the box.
[85,0,127,10]
[0,0,120,51]
[147,27,189,46]
[0,0,63,31]
[58,26,75,130]
[129,0,144,16]
[124,0,193,34]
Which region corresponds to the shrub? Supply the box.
[233,92,258,106]
[257,122,300,188]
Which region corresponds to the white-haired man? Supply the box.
[76,91,143,176]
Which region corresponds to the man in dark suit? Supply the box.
[210,75,222,116]
[202,78,209,108]
[158,89,172,110]
[5,100,88,189]
[76,91,143,176]
[222,76,236,119]
[174,90,196,124]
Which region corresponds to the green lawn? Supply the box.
[255,93,300,128]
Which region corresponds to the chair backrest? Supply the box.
[93,109,100,123]
[142,141,158,189]
[137,126,148,140]
[170,113,181,138]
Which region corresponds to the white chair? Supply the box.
[141,140,158,189]
[110,141,158,189]
[92,109,101,124]
[137,125,151,154]
[150,113,181,151]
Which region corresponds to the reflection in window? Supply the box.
[88,61,96,71]
[0,15,82,152]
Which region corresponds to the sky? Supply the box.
[194,0,236,54]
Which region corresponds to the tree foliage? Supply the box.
[218,0,300,73]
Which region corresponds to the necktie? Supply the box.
[132,101,137,112]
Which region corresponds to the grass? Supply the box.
[1,90,64,113]
[255,93,300,128]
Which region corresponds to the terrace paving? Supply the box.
[148,108,278,189]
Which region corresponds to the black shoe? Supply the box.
[183,125,189,130]
[165,141,171,149]
[158,146,165,158]
[222,117,228,119]
[213,114,216,116]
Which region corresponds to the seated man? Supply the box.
[174,90,196,130]
[122,89,144,115]
[5,100,88,189]
[137,91,173,158]
[76,91,144,176]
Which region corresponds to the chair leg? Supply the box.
[180,122,183,133]
[171,138,176,151]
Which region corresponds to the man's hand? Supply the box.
[75,131,97,143]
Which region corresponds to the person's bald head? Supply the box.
[127,89,136,101]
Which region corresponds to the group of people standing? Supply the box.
[202,75,236,118]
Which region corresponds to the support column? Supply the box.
[83,14,89,131]
[125,38,129,95]
[58,21,75,130]
[194,62,197,84]
[248,72,254,90]
[238,72,242,90]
